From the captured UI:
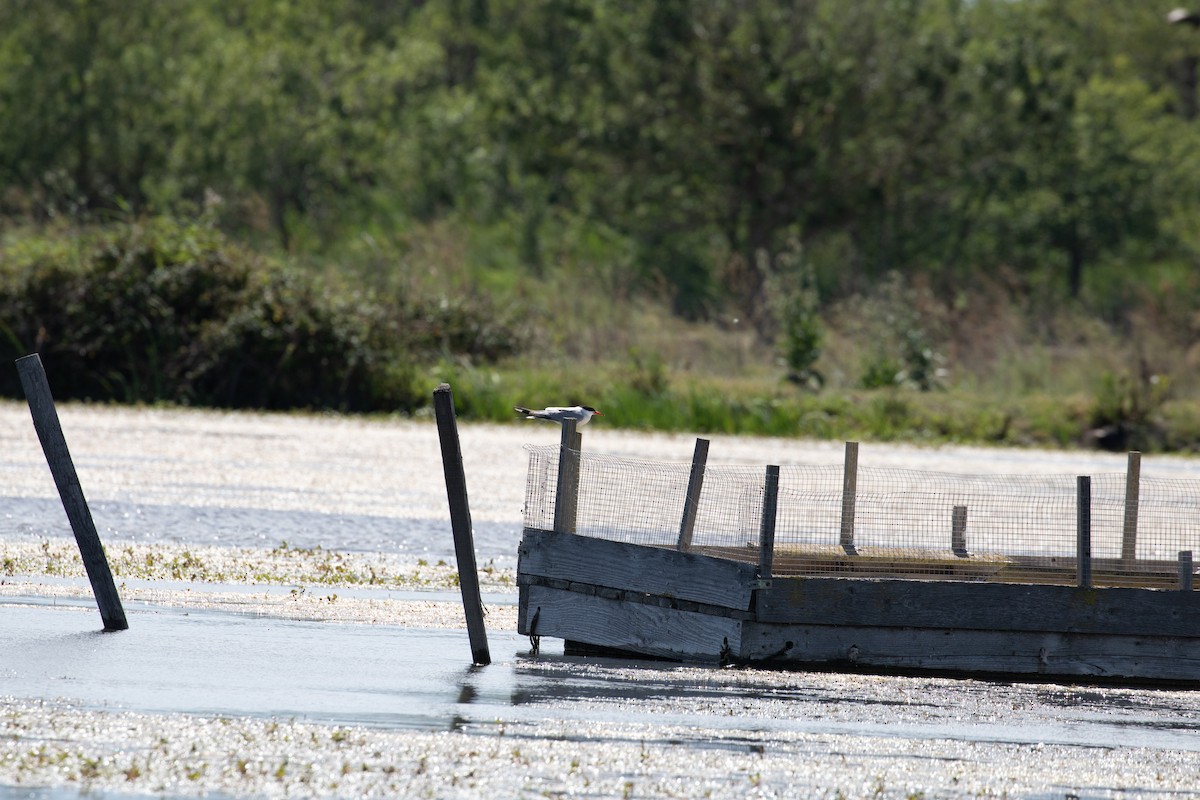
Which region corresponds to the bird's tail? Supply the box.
[514,406,532,416]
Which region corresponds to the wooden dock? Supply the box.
[516,438,1200,683]
[517,528,1200,683]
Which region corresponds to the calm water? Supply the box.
[0,495,519,566]
[4,404,1200,798]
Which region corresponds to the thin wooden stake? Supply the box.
[677,438,710,552]
[1180,551,1194,592]
[433,383,490,666]
[1121,451,1141,564]
[1077,476,1092,590]
[553,419,580,534]
[16,354,128,632]
[840,441,859,556]
[759,465,780,580]
[951,505,968,558]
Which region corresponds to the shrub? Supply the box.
[0,216,523,411]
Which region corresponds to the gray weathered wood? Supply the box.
[553,420,580,534]
[17,354,128,632]
[758,465,779,579]
[1077,475,1092,589]
[1122,451,1141,563]
[951,505,968,558]
[519,583,741,663]
[739,622,1200,682]
[676,438,710,552]
[519,528,756,610]
[1181,551,1194,592]
[756,577,1200,637]
[433,383,490,666]
[839,441,858,555]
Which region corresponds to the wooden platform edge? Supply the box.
[757,577,1200,638]
[518,528,757,610]
[739,622,1200,684]
[520,583,739,664]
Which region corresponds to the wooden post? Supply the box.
[759,465,780,580]
[1077,476,1092,590]
[1181,551,1194,592]
[1121,451,1141,564]
[839,441,858,556]
[433,383,490,666]
[677,438,710,552]
[553,419,580,534]
[951,505,968,558]
[569,427,582,533]
[16,354,128,632]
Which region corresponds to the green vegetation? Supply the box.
[0,538,504,590]
[3,1,1200,450]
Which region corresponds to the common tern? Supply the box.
[514,405,603,426]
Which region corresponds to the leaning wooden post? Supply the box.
[553,419,580,534]
[759,465,780,580]
[677,438,710,551]
[1077,476,1092,590]
[1121,451,1141,565]
[1180,551,1194,592]
[16,354,128,632]
[951,505,969,558]
[433,383,490,666]
[839,441,859,556]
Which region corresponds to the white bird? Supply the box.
[514,405,603,426]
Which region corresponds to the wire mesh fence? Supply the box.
[523,444,1200,589]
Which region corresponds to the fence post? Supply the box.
[677,438,710,552]
[553,419,580,534]
[759,465,780,580]
[951,505,969,558]
[839,441,859,555]
[1077,476,1092,590]
[1120,451,1141,565]
[1181,551,1194,592]
[16,354,128,632]
[433,383,491,666]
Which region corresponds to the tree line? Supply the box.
[3,0,1199,333]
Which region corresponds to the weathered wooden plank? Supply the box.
[519,529,756,610]
[1122,451,1141,564]
[757,578,1200,638]
[951,505,968,558]
[676,438,709,552]
[739,622,1200,683]
[698,544,1195,589]
[1077,475,1092,589]
[758,465,779,579]
[839,441,858,555]
[518,573,754,620]
[553,421,580,534]
[433,383,490,665]
[519,584,740,663]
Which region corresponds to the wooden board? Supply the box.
[697,545,1195,589]
[739,622,1200,684]
[757,578,1200,638]
[520,584,740,663]
[519,528,756,611]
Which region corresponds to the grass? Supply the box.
[427,358,1188,451]
[6,215,1200,452]
[0,539,514,591]
[416,256,1200,453]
